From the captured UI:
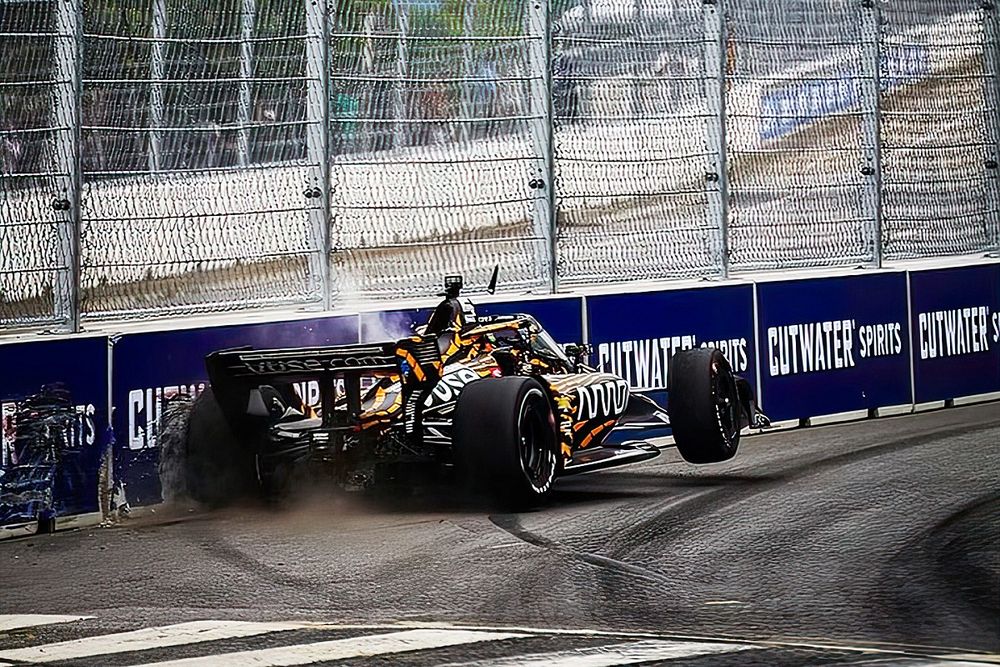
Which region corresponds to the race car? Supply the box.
[169,275,767,507]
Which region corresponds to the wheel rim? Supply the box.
[711,360,740,446]
[517,391,556,494]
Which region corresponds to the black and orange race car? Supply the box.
[175,275,767,506]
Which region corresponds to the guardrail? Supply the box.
[2,258,998,535]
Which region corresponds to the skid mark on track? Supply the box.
[878,490,1000,637]
[488,492,711,589]
[195,535,317,594]
[606,419,1000,553]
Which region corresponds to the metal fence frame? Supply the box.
[1,0,998,333]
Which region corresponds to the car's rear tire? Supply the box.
[668,348,742,464]
[453,377,558,507]
[183,388,259,506]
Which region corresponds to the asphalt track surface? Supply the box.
[1,402,998,666]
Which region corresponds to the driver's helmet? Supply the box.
[459,297,477,325]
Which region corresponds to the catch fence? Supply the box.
[0,0,997,330]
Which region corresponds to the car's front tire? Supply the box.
[453,377,558,507]
[668,348,742,464]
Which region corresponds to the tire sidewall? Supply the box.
[515,385,557,497]
[453,377,558,505]
[668,348,742,464]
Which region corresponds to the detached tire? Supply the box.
[453,377,558,507]
[183,388,258,506]
[668,348,741,464]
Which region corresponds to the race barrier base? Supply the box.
[952,392,1000,407]
[873,404,915,418]
[804,409,872,427]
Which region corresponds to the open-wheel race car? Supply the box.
[167,274,768,507]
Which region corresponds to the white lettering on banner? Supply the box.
[128,384,205,450]
[765,319,901,377]
[597,336,749,389]
[700,338,750,375]
[1,401,97,464]
[917,306,991,360]
[858,322,903,359]
[291,381,321,409]
[993,310,1000,344]
[74,404,97,448]
[2,401,15,467]
[575,380,630,421]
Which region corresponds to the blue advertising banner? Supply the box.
[586,284,756,394]
[112,315,358,505]
[480,297,584,344]
[756,273,911,421]
[0,336,108,525]
[760,43,928,141]
[909,264,1000,403]
[360,297,584,345]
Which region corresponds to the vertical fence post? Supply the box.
[526,0,556,292]
[631,0,644,121]
[460,0,475,143]
[984,1,1000,255]
[238,0,255,167]
[53,0,82,331]
[859,0,883,268]
[305,0,331,308]
[362,12,375,154]
[703,0,729,278]
[393,1,409,150]
[149,0,166,173]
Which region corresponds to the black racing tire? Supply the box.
[668,348,742,464]
[183,388,259,506]
[453,377,558,507]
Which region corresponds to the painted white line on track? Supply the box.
[129,629,527,667]
[0,621,309,664]
[0,615,93,633]
[440,638,754,666]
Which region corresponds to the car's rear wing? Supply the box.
[206,343,398,430]
[205,338,442,432]
[206,343,399,382]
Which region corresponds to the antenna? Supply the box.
[487,265,499,294]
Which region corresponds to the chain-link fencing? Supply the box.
[552,0,718,285]
[0,0,997,330]
[725,0,874,271]
[326,0,551,303]
[880,0,997,260]
[0,0,75,328]
[77,0,325,320]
